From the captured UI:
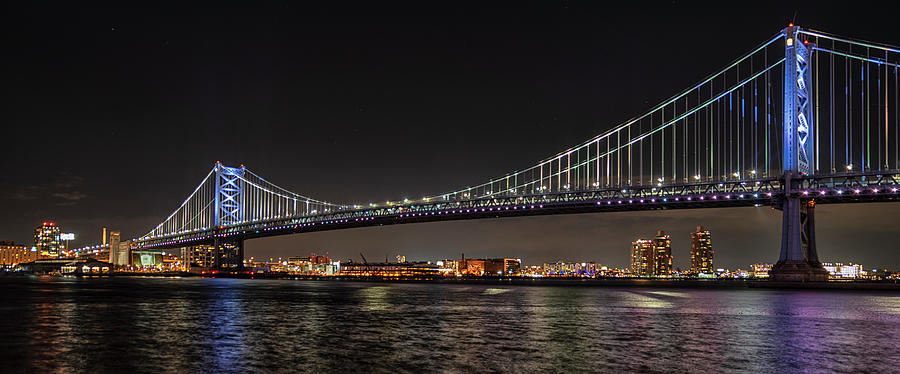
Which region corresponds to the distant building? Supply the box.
[823,262,866,279]
[108,230,121,264]
[750,263,773,278]
[19,258,111,274]
[630,239,653,276]
[0,241,37,266]
[690,226,714,275]
[115,240,131,267]
[542,262,606,277]
[503,258,522,275]
[457,256,521,276]
[652,231,673,277]
[60,259,113,275]
[187,244,216,269]
[34,222,61,258]
[630,231,672,277]
[339,262,442,277]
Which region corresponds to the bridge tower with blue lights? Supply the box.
[770,26,829,281]
[213,162,245,269]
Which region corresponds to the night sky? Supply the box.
[3,1,900,269]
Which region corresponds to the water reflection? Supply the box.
[1,278,899,373]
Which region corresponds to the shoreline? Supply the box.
[4,272,900,290]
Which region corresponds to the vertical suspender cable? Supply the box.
[815,37,820,173]
[830,39,835,172]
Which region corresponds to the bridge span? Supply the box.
[122,25,900,281]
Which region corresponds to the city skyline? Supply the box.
[3,3,900,270]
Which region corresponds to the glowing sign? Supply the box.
[60,233,75,240]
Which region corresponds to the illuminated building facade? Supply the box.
[652,231,673,277]
[690,226,714,275]
[822,262,866,279]
[187,244,216,269]
[34,222,61,258]
[288,253,333,265]
[108,230,121,264]
[457,257,521,276]
[750,263,773,278]
[630,231,672,277]
[630,239,653,276]
[0,241,37,266]
[542,262,606,277]
[339,262,442,277]
[503,258,522,275]
[457,258,485,275]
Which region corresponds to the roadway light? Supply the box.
[751,170,757,175]
[732,172,740,177]
[847,164,853,170]
[694,174,701,180]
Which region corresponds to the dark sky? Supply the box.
[3,1,900,269]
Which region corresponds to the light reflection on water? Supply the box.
[0,277,898,373]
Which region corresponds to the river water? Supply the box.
[0,277,898,373]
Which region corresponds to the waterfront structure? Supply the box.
[20,258,111,274]
[34,222,61,258]
[457,257,520,276]
[750,263,773,278]
[822,262,866,279]
[0,241,37,266]
[542,262,606,277]
[283,253,337,275]
[60,259,113,275]
[630,239,653,277]
[690,226,714,275]
[339,262,442,277]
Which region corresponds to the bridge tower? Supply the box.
[213,162,245,269]
[770,26,829,282]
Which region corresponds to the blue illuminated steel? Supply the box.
[773,26,827,281]
[215,164,245,227]
[783,26,816,176]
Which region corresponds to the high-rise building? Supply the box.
[34,222,61,258]
[690,226,714,275]
[114,240,131,266]
[630,239,653,276]
[108,230,121,264]
[652,230,673,277]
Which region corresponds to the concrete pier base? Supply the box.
[769,260,829,282]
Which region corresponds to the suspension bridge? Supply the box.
[126,25,900,280]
